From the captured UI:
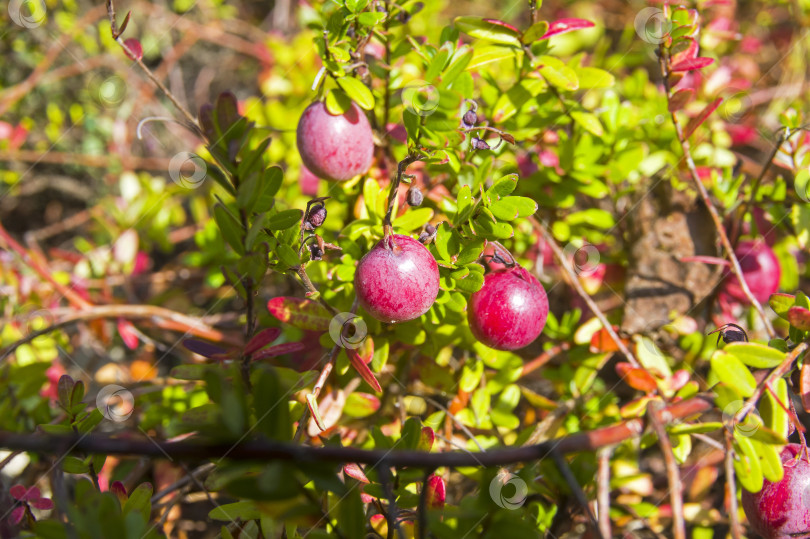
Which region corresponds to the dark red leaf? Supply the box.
[684,97,722,138]
[122,38,143,61]
[110,481,128,505]
[671,57,715,72]
[346,347,382,393]
[541,18,595,39]
[668,88,695,112]
[671,37,698,66]
[788,306,810,331]
[31,498,53,510]
[182,339,229,359]
[9,485,27,501]
[10,506,25,524]
[244,328,282,355]
[251,341,307,361]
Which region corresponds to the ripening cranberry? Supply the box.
[468,266,549,350]
[742,444,810,539]
[296,101,374,182]
[721,239,781,304]
[299,164,320,196]
[354,234,439,323]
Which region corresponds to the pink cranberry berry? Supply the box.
[354,234,439,323]
[296,101,374,182]
[742,444,810,539]
[468,266,549,350]
[722,239,781,304]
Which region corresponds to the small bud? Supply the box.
[471,137,490,150]
[418,224,437,244]
[406,186,423,207]
[309,243,323,261]
[425,224,436,235]
[305,205,327,230]
[122,38,143,61]
[418,232,429,243]
[462,109,478,128]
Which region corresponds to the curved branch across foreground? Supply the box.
[0,396,712,467]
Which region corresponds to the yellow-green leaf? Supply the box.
[725,342,786,369]
[711,351,756,397]
[336,77,375,111]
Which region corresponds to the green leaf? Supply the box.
[440,46,473,88]
[734,434,764,493]
[487,174,518,199]
[752,439,785,483]
[338,481,365,538]
[456,238,486,265]
[336,77,375,111]
[575,67,615,89]
[761,377,789,440]
[123,483,153,522]
[254,166,282,212]
[668,422,723,435]
[62,456,89,474]
[489,196,537,220]
[454,16,521,46]
[345,0,368,13]
[521,21,549,44]
[467,45,518,69]
[209,501,262,521]
[275,244,300,268]
[473,216,513,239]
[724,342,786,369]
[570,111,604,136]
[453,270,484,293]
[357,11,385,25]
[267,297,331,330]
[254,369,291,440]
[266,209,303,230]
[325,89,353,115]
[214,204,245,255]
[635,336,672,378]
[711,351,756,398]
[537,57,579,91]
[393,208,434,232]
[769,293,795,319]
[170,364,210,380]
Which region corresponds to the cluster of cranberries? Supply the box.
[295,101,549,349]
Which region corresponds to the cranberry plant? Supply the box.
[1,0,810,537]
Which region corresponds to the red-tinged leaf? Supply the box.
[251,341,306,361]
[10,506,25,524]
[426,475,446,509]
[182,339,229,359]
[244,328,282,355]
[9,485,27,501]
[616,363,659,392]
[346,347,382,393]
[541,18,595,39]
[800,363,810,414]
[668,88,695,112]
[671,57,715,72]
[117,318,139,350]
[344,463,370,483]
[788,306,810,331]
[668,370,691,392]
[589,325,628,353]
[307,393,325,431]
[122,38,143,61]
[110,481,128,505]
[357,335,374,364]
[419,426,435,452]
[482,18,520,34]
[671,37,698,66]
[19,486,40,502]
[31,498,53,510]
[684,97,722,139]
[361,491,375,504]
[267,297,331,331]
